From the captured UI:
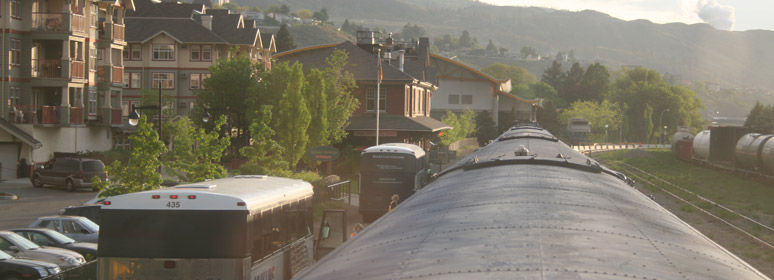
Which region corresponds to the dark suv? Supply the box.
[31,158,107,192]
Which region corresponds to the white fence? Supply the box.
[572,144,671,153]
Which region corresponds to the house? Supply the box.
[121,0,275,145]
[275,33,449,149]
[0,0,134,180]
[429,55,541,128]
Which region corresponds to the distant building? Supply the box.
[122,0,274,145]
[275,33,450,149]
[429,55,541,128]
[0,0,134,179]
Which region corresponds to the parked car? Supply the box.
[0,231,85,270]
[30,158,107,192]
[11,228,97,261]
[0,250,61,280]
[28,216,99,243]
[59,204,101,225]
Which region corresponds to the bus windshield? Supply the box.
[361,153,416,172]
[99,210,248,259]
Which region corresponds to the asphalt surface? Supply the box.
[0,178,97,230]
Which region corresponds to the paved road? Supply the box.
[0,178,97,230]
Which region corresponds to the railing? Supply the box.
[32,13,64,31]
[112,66,123,83]
[71,60,85,79]
[326,180,351,202]
[7,105,36,124]
[113,23,125,41]
[71,13,86,34]
[111,108,122,125]
[70,107,84,124]
[32,59,64,78]
[40,106,60,124]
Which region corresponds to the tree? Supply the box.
[475,110,497,146]
[342,19,351,33]
[322,50,359,144]
[305,68,328,148]
[744,101,774,134]
[279,4,290,14]
[139,87,175,142]
[297,9,312,19]
[486,39,497,54]
[520,46,537,59]
[440,109,477,146]
[93,116,166,197]
[537,100,562,137]
[277,63,311,170]
[401,23,425,41]
[578,62,610,102]
[459,30,472,48]
[313,8,329,22]
[164,116,229,183]
[530,81,564,108]
[560,100,621,141]
[276,24,296,52]
[561,62,585,103]
[239,105,288,175]
[541,60,565,93]
[197,51,259,150]
[481,63,537,86]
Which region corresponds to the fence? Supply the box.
[41,259,97,280]
[315,180,352,204]
[573,144,671,154]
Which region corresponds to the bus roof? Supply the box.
[362,143,426,157]
[103,176,313,212]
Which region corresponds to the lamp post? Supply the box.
[663,125,668,146]
[605,124,608,143]
[128,81,163,138]
[658,108,670,144]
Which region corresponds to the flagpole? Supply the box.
[376,48,381,146]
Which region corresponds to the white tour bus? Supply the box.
[97,176,314,280]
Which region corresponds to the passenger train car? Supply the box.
[296,123,768,279]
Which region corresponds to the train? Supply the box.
[672,126,774,180]
[295,123,768,279]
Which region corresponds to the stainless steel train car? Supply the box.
[296,123,768,279]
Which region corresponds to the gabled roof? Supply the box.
[275,42,418,82]
[207,13,258,46]
[0,119,42,149]
[127,0,203,18]
[260,33,276,52]
[347,115,450,132]
[125,18,227,44]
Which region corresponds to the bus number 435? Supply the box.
[166,202,180,208]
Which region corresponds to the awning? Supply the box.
[0,118,42,149]
[347,115,451,133]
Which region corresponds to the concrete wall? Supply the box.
[20,125,112,163]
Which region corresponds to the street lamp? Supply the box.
[128,81,163,138]
[663,125,668,146]
[605,124,608,143]
[658,108,670,144]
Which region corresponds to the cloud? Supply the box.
[695,0,735,30]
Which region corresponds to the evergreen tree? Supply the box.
[536,100,562,137]
[239,105,289,175]
[486,39,497,54]
[277,63,311,170]
[541,60,565,94]
[745,101,765,132]
[459,30,472,48]
[279,4,290,14]
[579,62,610,102]
[276,24,296,53]
[475,110,497,146]
[561,62,585,103]
[342,19,351,33]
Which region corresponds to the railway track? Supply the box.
[617,162,774,251]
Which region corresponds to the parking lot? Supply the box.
[0,178,97,229]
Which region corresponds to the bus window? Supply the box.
[250,213,265,262]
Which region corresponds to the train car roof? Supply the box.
[297,125,768,280]
[103,176,313,211]
[363,143,426,157]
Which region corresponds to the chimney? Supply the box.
[398,50,405,72]
[201,15,213,31]
[418,37,430,67]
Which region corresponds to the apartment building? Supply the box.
[122,0,274,131]
[0,0,133,180]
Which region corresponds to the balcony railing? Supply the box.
[112,66,123,84]
[71,61,85,79]
[40,106,59,124]
[32,59,64,78]
[70,107,84,124]
[32,13,64,31]
[113,24,125,41]
[71,14,86,34]
[111,108,122,125]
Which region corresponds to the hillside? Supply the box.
[238,0,774,116]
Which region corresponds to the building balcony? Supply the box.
[113,24,125,42]
[32,13,87,35]
[70,61,85,79]
[112,66,123,84]
[32,59,63,78]
[8,105,114,126]
[97,66,124,85]
[70,107,84,124]
[111,108,122,125]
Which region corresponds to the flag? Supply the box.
[377,52,383,83]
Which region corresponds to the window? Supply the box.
[10,39,20,66]
[113,133,130,150]
[152,73,174,89]
[90,3,98,27]
[8,87,20,107]
[152,45,174,60]
[123,72,141,88]
[89,47,97,71]
[88,90,97,116]
[365,87,385,112]
[190,45,212,61]
[10,0,20,19]
[448,94,459,105]
[189,73,210,89]
[123,44,142,61]
[461,95,473,105]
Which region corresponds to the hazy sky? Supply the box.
[477,0,774,31]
